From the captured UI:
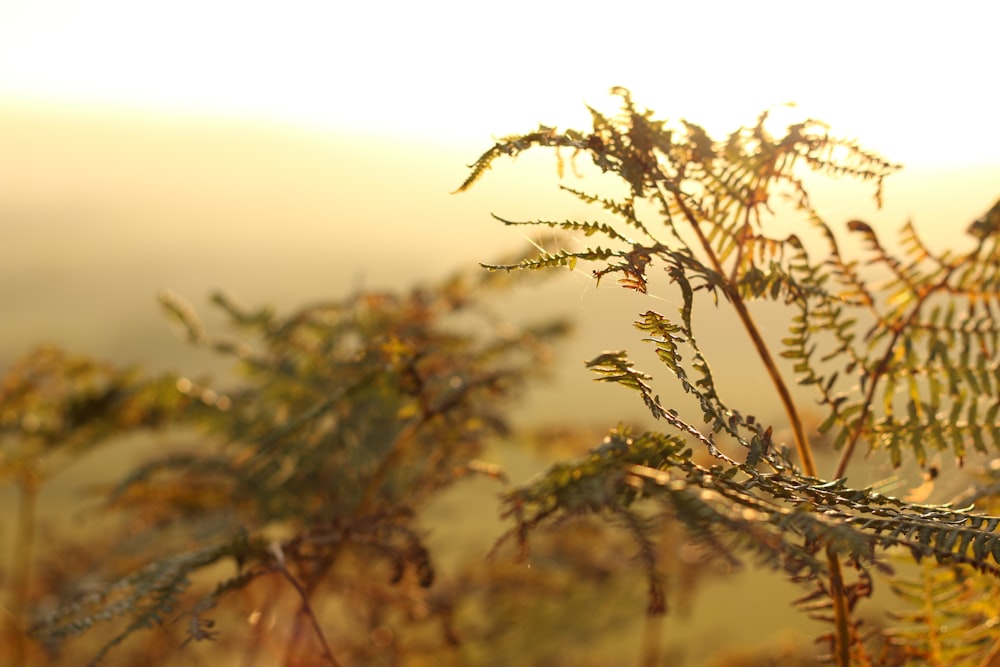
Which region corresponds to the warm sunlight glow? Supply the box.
[1,0,997,381]
[2,11,999,660]
[1,1,997,166]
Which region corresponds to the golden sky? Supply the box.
[1,1,998,167]
[0,1,998,425]
[0,0,996,501]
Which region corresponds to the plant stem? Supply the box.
[641,517,675,667]
[724,287,818,476]
[670,191,817,476]
[825,545,851,667]
[7,477,39,667]
[833,271,953,479]
[670,190,852,664]
[640,614,664,667]
[276,564,342,667]
[280,553,340,666]
[976,636,1000,667]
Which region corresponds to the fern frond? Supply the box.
[496,421,1000,621]
[453,125,589,193]
[482,246,617,273]
[31,540,250,665]
[489,212,633,243]
[807,203,1000,471]
[884,560,1000,666]
[458,88,1000,666]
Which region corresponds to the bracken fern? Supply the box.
[19,264,570,665]
[460,87,1000,666]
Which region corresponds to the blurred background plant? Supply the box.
[3,259,621,666]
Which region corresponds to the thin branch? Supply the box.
[833,267,955,479]
[666,185,818,477]
[825,545,852,667]
[663,181,853,664]
[273,555,342,667]
[976,636,1000,667]
[6,479,39,667]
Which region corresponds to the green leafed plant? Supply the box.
[458,87,1000,666]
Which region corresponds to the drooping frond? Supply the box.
[453,125,592,193]
[511,337,1000,618]
[495,416,1000,620]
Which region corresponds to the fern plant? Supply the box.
[11,89,1000,666]
[458,87,1000,665]
[17,265,571,666]
[0,346,192,665]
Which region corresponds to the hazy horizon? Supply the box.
[2,100,998,431]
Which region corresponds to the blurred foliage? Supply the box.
[5,264,638,666]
